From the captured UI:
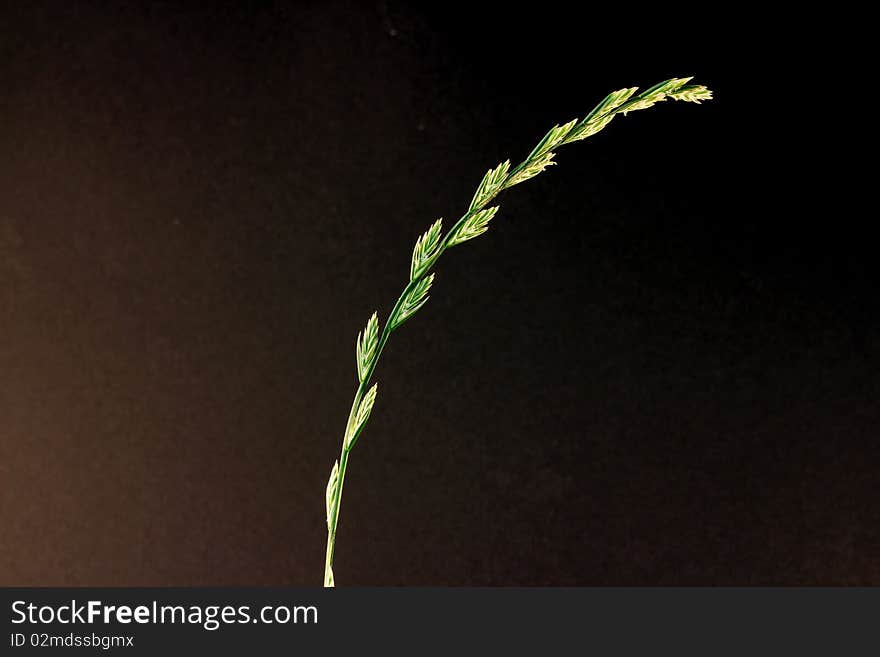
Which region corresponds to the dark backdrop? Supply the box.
[1,2,875,585]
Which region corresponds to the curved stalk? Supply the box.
[323,77,712,586]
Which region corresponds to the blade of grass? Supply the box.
[323,77,713,586]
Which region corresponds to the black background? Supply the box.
[1,2,875,585]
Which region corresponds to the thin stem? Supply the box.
[324,136,580,586]
[322,174,518,585]
[322,77,712,586]
[323,280,414,586]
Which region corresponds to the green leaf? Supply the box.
[410,218,443,281]
[566,87,636,142]
[356,312,379,382]
[567,115,614,142]
[668,84,713,103]
[619,95,664,114]
[592,86,640,117]
[505,152,556,187]
[448,206,499,247]
[390,274,435,330]
[525,119,577,162]
[618,78,693,116]
[640,77,693,97]
[346,383,378,449]
[470,160,510,211]
[326,460,339,529]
